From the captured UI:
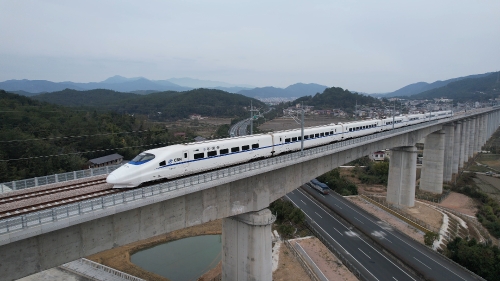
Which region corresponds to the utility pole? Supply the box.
[392,100,395,130]
[301,102,304,152]
[355,99,358,120]
[249,100,259,135]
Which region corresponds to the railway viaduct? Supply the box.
[1,108,499,281]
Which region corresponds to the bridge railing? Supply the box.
[0,119,442,235]
[0,108,494,235]
[0,164,122,194]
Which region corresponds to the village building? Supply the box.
[88,153,123,168]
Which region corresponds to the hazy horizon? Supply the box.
[1,1,499,93]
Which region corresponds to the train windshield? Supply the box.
[129,153,155,165]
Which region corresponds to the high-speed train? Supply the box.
[107,110,453,188]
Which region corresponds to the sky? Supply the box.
[0,0,499,93]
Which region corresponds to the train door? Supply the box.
[182,150,189,170]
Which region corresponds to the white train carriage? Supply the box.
[406,114,426,126]
[341,120,381,139]
[381,116,406,131]
[108,134,273,188]
[272,124,342,155]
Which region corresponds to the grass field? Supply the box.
[476,154,500,171]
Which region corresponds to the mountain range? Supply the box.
[0,75,255,94]
[372,72,495,97]
[238,83,328,98]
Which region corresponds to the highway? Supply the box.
[289,185,483,281]
[286,188,418,281]
[229,118,250,137]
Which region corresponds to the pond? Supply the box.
[131,234,222,281]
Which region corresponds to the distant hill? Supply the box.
[295,86,381,111]
[166,77,254,88]
[0,76,191,94]
[32,89,140,107]
[0,79,86,93]
[31,88,265,120]
[377,72,494,97]
[410,72,500,102]
[238,83,328,98]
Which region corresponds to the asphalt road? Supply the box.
[286,188,418,281]
[291,185,484,281]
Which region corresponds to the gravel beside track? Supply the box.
[0,176,116,219]
[0,175,107,199]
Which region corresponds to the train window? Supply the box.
[242,145,250,150]
[304,135,309,139]
[231,147,240,152]
[194,153,205,159]
[285,138,291,143]
[252,143,259,149]
[207,151,217,157]
[280,138,282,142]
[320,133,324,137]
[331,131,334,134]
[220,148,229,155]
[325,132,329,136]
[159,160,166,166]
[310,134,314,138]
[349,128,352,132]
[356,127,359,130]
[291,137,297,142]
[298,136,302,140]
[184,153,187,158]
[130,153,155,164]
[315,133,319,138]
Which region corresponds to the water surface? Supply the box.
[131,234,222,281]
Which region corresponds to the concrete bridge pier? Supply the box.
[386,146,417,207]
[468,117,476,159]
[443,124,454,183]
[459,121,467,169]
[222,208,275,281]
[420,130,445,193]
[464,119,471,163]
[452,121,461,176]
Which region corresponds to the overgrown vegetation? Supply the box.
[269,199,307,238]
[452,172,500,238]
[424,231,439,246]
[353,158,390,185]
[317,168,358,196]
[294,86,381,112]
[445,237,500,281]
[33,88,266,121]
[0,90,195,182]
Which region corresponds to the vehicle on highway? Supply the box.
[107,110,455,188]
[310,179,330,195]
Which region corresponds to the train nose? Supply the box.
[106,173,118,184]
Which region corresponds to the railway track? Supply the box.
[0,179,106,203]
[0,179,121,220]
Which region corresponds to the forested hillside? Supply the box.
[0,90,186,182]
[294,86,381,111]
[32,88,265,120]
[410,72,500,102]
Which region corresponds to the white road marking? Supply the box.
[333,227,344,236]
[333,195,466,281]
[315,212,323,218]
[335,203,342,209]
[285,195,380,281]
[354,217,364,224]
[393,277,399,281]
[300,200,307,205]
[358,248,371,259]
[413,257,432,270]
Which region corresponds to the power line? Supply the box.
[0,129,166,143]
[0,142,177,162]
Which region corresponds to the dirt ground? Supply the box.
[348,196,425,243]
[259,116,347,132]
[295,238,358,281]
[476,154,500,171]
[340,167,387,195]
[438,192,478,217]
[159,117,232,138]
[273,244,314,281]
